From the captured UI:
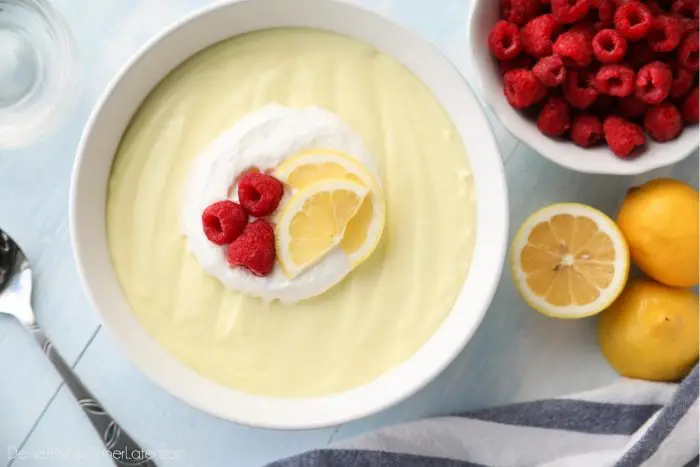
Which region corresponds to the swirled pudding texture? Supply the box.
[107,29,476,397]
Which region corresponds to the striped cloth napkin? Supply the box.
[270,366,698,467]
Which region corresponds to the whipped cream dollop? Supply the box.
[181,104,379,303]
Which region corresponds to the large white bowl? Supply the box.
[70,0,508,429]
[467,0,699,175]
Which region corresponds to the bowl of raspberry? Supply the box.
[468,0,699,174]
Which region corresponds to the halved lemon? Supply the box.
[511,203,630,319]
[274,148,385,267]
[276,178,369,277]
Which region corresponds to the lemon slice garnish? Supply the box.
[511,203,630,319]
[274,148,385,267]
[276,178,369,277]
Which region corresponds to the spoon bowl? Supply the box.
[0,228,155,466]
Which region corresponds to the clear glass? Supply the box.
[0,0,79,148]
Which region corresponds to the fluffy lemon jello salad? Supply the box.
[107,28,476,397]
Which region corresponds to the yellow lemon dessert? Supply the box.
[598,278,699,382]
[617,178,699,288]
[106,29,476,397]
[511,203,629,318]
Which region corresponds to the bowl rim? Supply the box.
[70,0,509,429]
[465,0,699,176]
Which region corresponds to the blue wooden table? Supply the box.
[0,1,697,466]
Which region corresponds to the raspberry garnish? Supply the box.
[237,171,285,217]
[533,55,567,87]
[537,97,572,136]
[614,1,653,42]
[202,201,248,245]
[618,95,648,119]
[595,64,636,97]
[682,88,699,124]
[499,54,536,75]
[563,70,599,109]
[592,29,628,63]
[603,116,646,158]
[677,31,699,71]
[503,69,548,109]
[644,103,684,142]
[647,16,684,52]
[551,0,591,24]
[571,113,604,147]
[501,0,542,26]
[635,61,673,104]
[489,21,524,60]
[669,64,694,99]
[521,14,561,57]
[226,219,276,277]
[553,29,594,68]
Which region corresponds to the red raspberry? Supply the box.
[202,200,248,245]
[672,0,699,20]
[645,0,668,17]
[635,61,673,104]
[618,95,649,119]
[537,97,572,136]
[226,220,276,277]
[669,64,694,98]
[627,41,658,68]
[614,1,653,42]
[603,116,646,157]
[501,0,542,26]
[551,0,592,24]
[595,64,636,96]
[553,29,594,68]
[592,29,628,63]
[533,55,567,87]
[521,14,561,57]
[489,21,523,60]
[563,70,600,109]
[644,102,684,141]
[678,17,700,35]
[595,0,617,28]
[499,54,536,74]
[504,69,548,109]
[571,113,604,147]
[647,16,684,52]
[677,31,699,70]
[237,171,284,217]
[682,88,699,123]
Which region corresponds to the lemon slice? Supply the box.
[511,203,630,319]
[274,148,385,267]
[276,178,369,277]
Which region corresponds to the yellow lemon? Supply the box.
[617,178,699,288]
[274,148,385,267]
[511,203,630,318]
[598,278,699,382]
[275,179,368,277]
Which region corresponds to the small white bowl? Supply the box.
[70,0,508,429]
[467,0,698,175]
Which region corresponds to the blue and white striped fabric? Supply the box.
[270,366,698,467]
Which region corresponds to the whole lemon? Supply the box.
[617,179,698,287]
[598,279,699,382]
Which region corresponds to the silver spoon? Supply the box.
[0,229,156,466]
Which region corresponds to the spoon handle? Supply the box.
[29,325,157,466]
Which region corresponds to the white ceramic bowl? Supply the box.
[467,0,698,175]
[70,0,508,429]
